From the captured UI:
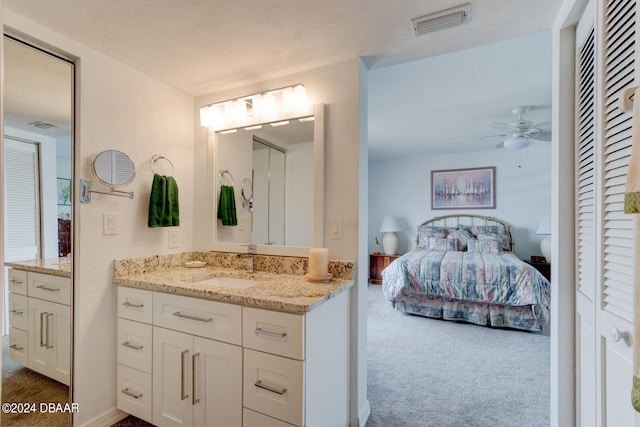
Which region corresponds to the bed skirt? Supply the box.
[389,291,546,332]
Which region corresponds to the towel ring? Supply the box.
[219,169,234,186]
[151,155,175,175]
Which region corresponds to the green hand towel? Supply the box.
[217,185,238,226]
[148,174,180,227]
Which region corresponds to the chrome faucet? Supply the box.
[237,244,257,273]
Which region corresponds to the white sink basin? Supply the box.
[196,276,258,289]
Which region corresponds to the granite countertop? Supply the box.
[113,265,354,314]
[5,258,71,278]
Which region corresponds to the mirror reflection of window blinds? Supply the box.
[113,150,134,183]
[4,138,40,259]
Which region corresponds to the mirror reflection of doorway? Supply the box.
[2,35,74,426]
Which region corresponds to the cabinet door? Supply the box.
[193,337,242,427]
[27,297,70,385]
[153,327,193,427]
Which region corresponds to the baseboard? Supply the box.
[358,399,371,427]
[77,407,128,427]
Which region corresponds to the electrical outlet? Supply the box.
[169,229,178,248]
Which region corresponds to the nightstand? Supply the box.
[525,259,551,282]
[369,253,401,284]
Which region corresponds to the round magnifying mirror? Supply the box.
[92,150,136,187]
[241,178,253,202]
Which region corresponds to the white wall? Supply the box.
[4,9,195,426]
[368,144,552,260]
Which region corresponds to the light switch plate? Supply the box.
[169,229,178,248]
[329,217,343,239]
[103,212,118,235]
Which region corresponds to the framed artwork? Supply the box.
[431,166,496,210]
[57,178,71,205]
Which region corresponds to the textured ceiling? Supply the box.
[3,0,561,156]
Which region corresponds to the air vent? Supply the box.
[28,121,57,130]
[411,4,470,37]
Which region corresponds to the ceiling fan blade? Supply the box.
[477,133,508,139]
[488,121,520,132]
[532,129,552,142]
[495,141,505,149]
[532,121,551,131]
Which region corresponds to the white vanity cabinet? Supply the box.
[7,268,70,385]
[241,291,349,427]
[116,284,349,427]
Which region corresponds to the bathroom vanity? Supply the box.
[5,259,71,385]
[113,252,353,427]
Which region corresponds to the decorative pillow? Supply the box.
[466,239,482,252]
[470,225,512,250]
[417,226,448,247]
[427,237,457,251]
[477,232,505,253]
[446,226,476,250]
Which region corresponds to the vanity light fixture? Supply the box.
[270,120,290,127]
[200,84,309,130]
[299,117,315,122]
[244,125,263,130]
[220,129,238,134]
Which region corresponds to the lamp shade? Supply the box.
[379,216,401,233]
[536,216,551,235]
[503,136,533,150]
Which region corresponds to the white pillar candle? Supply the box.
[309,248,329,278]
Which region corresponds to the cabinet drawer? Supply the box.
[8,327,29,367]
[118,318,152,373]
[243,408,297,427]
[118,287,153,324]
[153,293,241,345]
[117,364,152,424]
[243,308,304,360]
[8,269,28,295]
[8,293,28,331]
[243,349,304,426]
[28,272,70,305]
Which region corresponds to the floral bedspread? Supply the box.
[381,248,550,323]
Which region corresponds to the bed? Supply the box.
[381,214,551,332]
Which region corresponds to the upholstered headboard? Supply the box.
[415,214,514,251]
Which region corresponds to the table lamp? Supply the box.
[379,216,401,255]
[536,216,551,262]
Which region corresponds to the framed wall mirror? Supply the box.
[2,34,75,425]
[210,103,324,256]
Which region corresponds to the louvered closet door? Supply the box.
[575,0,640,424]
[575,3,597,425]
[597,0,638,424]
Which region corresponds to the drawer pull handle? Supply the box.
[10,309,24,315]
[40,312,47,347]
[181,349,189,400]
[9,344,24,351]
[122,341,144,350]
[122,301,144,309]
[255,380,287,395]
[10,279,23,285]
[46,313,54,349]
[121,388,143,399]
[36,285,61,292]
[192,352,200,405]
[173,312,213,323]
[255,328,287,339]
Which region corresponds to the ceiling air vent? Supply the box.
[28,121,57,130]
[411,3,470,37]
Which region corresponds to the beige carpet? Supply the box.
[2,338,70,426]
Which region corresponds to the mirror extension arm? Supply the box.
[79,178,134,203]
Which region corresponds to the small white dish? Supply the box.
[185,261,206,268]
[306,273,332,283]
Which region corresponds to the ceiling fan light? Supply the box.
[503,136,532,150]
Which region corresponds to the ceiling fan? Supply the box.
[485,106,551,149]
